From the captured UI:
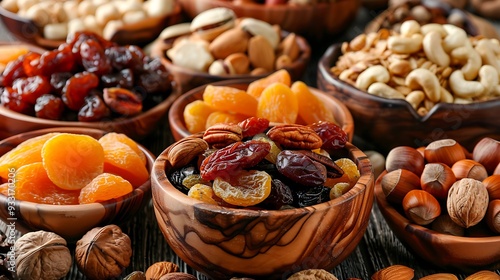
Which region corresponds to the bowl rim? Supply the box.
[178,0,354,12]
[0,126,155,209]
[317,43,500,122]
[167,77,355,141]
[374,170,500,243]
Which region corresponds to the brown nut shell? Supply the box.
[209,28,249,59]
[403,189,441,225]
[381,169,420,204]
[386,146,425,176]
[145,261,180,280]
[451,159,488,181]
[483,175,500,201]
[431,214,465,237]
[464,270,500,280]
[248,35,275,72]
[420,162,456,200]
[486,199,500,234]
[447,178,489,228]
[425,139,466,167]
[473,137,500,174]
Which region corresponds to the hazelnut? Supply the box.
[483,175,500,201]
[425,139,466,167]
[447,178,489,228]
[403,189,441,225]
[451,159,488,181]
[486,199,500,234]
[420,163,456,200]
[386,146,425,176]
[473,137,500,174]
[381,169,420,204]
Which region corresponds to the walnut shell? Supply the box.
[447,178,489,228]
[14,230,71,280]
[75,224,132,280]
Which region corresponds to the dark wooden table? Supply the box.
[0,6,499,280]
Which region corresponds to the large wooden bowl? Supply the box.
[0,1,183,48]
[152,141,374,279]
[375,171,500,272]
[0,127,155,241]
[177,0,360,40]
[317,44,500,154]
[168,79,354,142]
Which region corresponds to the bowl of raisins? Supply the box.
[0,127,155,241]
[0,31,180,141]
[167,72,354,142]
[151,120,374,279]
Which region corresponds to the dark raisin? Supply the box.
[50,72,73,95]
[80,39,112,76]
[62,72,99,110]
[12,76,52,104]
[78,94,110,122]
[0,87,33,115]
[37,44,75,75]
[34,94,64,120]
[101,68,134,89]
[292,185,331,208]
[2,56,26,86]
[258,178,294,210]
[168,164,199,194]
[276,150,327,187]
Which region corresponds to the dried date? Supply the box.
[238,117,270,138]
[35,94,64,120]
[276,150,327,187]
[309,122,348,151]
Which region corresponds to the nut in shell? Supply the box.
[425,139,466,167]
[190,7,236,41]
[15,231,72,280]
[484,175,500,201]
[381,169,420,204]
[447,178,489,228]
[451,159,488,181]
[239,17,279,50]
[75,224,132,280]
[159,272,197,280]
[385,146,425,176]
[145,261,179,280]
[486,199,500,234]
[287,269,338,280]
[403,189,441,225]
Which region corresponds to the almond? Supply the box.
[371,265,414,280]
[209,28,249,59]
[248,35,275,72]
[464,270,500,280]
[420,273,458,280]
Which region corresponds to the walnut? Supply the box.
[75,224,132,280]
[447,178,489,228]
[124,271,147,280]
[287,269,339,280]
[145,261,179,280]
[14,231,71,280]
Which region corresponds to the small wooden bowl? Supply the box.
[0,127,155,241]
[152,141,374,279]
[317,43,500,154]
[168,79,354,142]
[0,1,183,49]
[374,171,500,272]
[150,32,311,93]
[177,0,360,40]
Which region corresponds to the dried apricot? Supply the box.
[212,170,271,206]
[99,132,146,165]
[183,100,215,134]
[100,140,149,188]
[79,173,133,204]
[256,82,298,123]
[205,111,247,129]
[14,162,80,205]
[203,85,257,116]
[0,183,8,196]
[42,133,104,190]
[187,183,218,205]
[291,81,336,124]
[0,133,58,180]
[247,69,291,99]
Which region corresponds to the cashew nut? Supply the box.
[400,20,421,37]
[43,22,68,40]
[449,70,485,98]
[420,23,447,37]
[387,33,423,54]
[405,68,441,102]
[440,87,454,103]
[450,46,482,80]
[388,60,412,77]
[355,65,390,90]
[423,31,450,67]
[475,38,500,78]
[478,65,499,96]
[405,90,425,109]
[442,24,469,53]
[367,82,406,99]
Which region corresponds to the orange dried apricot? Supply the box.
[100,140,149,188]
[42,133,104,190]
[212,170,271,206]
[187,183,218,205]
[256,82,298,123]
[291,81,336,124]
[0,133,58,180]
[184,100,216,134]
[205,111,247,129]
[79,173,133,204]
[247,69,291,99]
[0,183,8,196]
[99,132,146,165]
[203,85,257,116]
[0,46,29,66]
[14,162,80,205]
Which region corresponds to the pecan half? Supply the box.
[166,137,209,168]
[203,123,243,148]
[267,124,323,150]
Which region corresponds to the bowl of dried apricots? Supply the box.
[152,119,374,279]
[168,70,354,142]
[0,127,154,241]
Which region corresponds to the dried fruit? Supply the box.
[213,170,272,206]
[256,82,298,123]
[79,173,133,204]
[203,85,257,116]
[188,183,218,205]
[238,117,270,138]
[276,150,327,187]
[309,122,347,151]
[291,81,335,124]
[247,69,291,99]
[103,87,142,116]
[183,100,216,134]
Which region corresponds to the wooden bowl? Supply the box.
[317,43,500,154]
[0,1,183,49]
[150,31,311,93]
[374,171,500,272]
[168,79,354,142]
[0,127,155,241]
[152,141,374,279]
[177,0,360,40]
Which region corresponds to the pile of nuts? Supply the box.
[159,7,303,76]
[371,264,499,280]
[380,137,500,236]
[225,0,338,4]
[332,20,500,116]
[0,0,175,40]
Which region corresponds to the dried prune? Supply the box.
[50,72,73,95]
[78,94,110,122]
[238,117,270,138]
[292,185,331,208]
[200,141,271,181]
[168,164,199,193]
[101,68,134,89]
[309,121,348,151]
[2,56,26,86]
[0,87,32,114]
[62,72,99,110]
[276,150,327,187]
[80,39,112,76]
[258,178,294,210]
[12,76,52,104]
[35,94,64,120]
[136,68,171,94]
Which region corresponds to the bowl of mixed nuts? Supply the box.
[317,20,500,153]
[151,120,374,279]
[150,7,311,93]
[374,138,500,272]
[0,31,180,140]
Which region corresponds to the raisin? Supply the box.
[258,178,294,210]
[12,76,52,104]
[136,68,171,94]
[78,94,110,122]
[0,87,32,114]
[292,185,331,208]
[101,68,134,89]
[22,52,42,77]
[80,39,112,76]
[62,72,99,110]
[127,45,146,74]
[50,72,73,95]
[38,44,75,75]
[238,117,270,138]
[200,140,271,181]
[276,150,327,187]
[34,94,64,120]
[69,31,112,60]
[309,121,348,151]
[2,56,26,86]
[168,164,199,193]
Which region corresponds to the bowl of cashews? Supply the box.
[318,20,500,154]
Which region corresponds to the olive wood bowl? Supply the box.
[177,0,360,40]
[0,0,183,49]
[152,142,374,279]
[168,79,354,142]
[317,43,500,154]
[374,171,500,272]
[150,31,311,93]
[0,127,155,241]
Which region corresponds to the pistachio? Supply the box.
[190,7,236,41]
[224,53,250,74]
[167,39,214,72]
